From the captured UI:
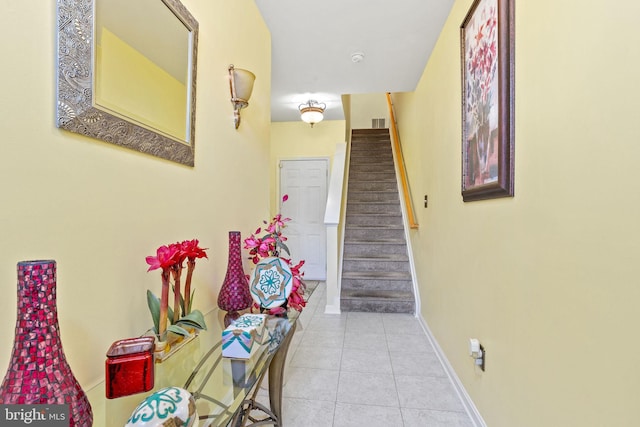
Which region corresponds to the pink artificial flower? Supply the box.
[268,306,287,316]
[169,242,186,265]
[181,239,208,261]
[146,245,180,272]
[289,293,306,312]
[243,236,260,249]
[258,242,271,255]
[243,194,307,314]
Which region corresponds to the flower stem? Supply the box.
[159,268,170,340]
[172,264,183,324]
[184,259,195,315]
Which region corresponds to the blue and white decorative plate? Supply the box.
[249,257,293,309]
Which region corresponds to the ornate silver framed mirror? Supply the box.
[56,0,198,166]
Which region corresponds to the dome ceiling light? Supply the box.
[299,100,326,128]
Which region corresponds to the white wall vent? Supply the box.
[372,118,385,128]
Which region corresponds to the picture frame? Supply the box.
[460,0,515,202]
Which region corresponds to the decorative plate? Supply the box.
[249,257,293,309]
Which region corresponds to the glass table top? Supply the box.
[87,307,301,427]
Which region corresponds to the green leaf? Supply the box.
[187,290,195,313]
[178,288,186,315]
[167,305,175,325]
[177,309,207,331]
[171,284,184,318]
[146,290,160,335]
[167,324,191,337]
[279,242,291,256]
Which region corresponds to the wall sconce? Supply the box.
[228,64,255,129]
[299,100,326,128]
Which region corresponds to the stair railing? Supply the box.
[386,92,418,229]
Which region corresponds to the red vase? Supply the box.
[217,231,253,323]
[0,260,93,426]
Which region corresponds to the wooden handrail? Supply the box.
[386,92,418,229]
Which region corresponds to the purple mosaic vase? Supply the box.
[217,231,253,324]
[0,260,93,427]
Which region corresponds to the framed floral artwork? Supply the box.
[460,0,515,202]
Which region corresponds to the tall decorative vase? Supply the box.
[217,231,253,325]
[0,260,93,427]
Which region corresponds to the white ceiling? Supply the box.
[254,0,455,122]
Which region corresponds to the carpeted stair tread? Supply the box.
[342,289,414,299]
[343,254,409,261]
[344,238,406,244]
[342,270,412,280]
[345,223,404,229]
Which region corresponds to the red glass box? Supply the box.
[105,336,155,399]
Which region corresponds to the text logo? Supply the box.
[1,405,68,426]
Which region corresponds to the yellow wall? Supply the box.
[393,0,640,425]
[350,93,389,129]
[96,28,188,140]
[0,0,271,403]
[269,120,345,212]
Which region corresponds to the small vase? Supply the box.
[218,231,253,325]
[0,260,93,426]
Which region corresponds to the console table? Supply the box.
[87,308,299,426]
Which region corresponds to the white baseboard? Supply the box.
[416,315,487,427]
[324,304,341,314]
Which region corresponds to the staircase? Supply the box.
[341,129,415,313]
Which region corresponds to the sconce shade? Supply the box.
[299,100,326,127]
[229,65,255,129]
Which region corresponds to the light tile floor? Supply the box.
[258,282,475,427]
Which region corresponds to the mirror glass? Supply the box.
[56,0,198,166]
[95,0,192,143]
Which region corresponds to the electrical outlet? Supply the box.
[469,339,485,371]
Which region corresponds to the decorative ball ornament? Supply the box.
[249,257,293,309]
[126,387,198,427]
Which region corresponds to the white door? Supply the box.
[279,159,328,280]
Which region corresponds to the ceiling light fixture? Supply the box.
[299,100,326,128]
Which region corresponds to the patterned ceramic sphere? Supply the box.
[249,257,293,309]
[126,387,198,427]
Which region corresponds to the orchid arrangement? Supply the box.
[464,2,498,132]
[146,239,208,341]
[463,2,499,185]
[243,195,306,315]
[243,194,291,261]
